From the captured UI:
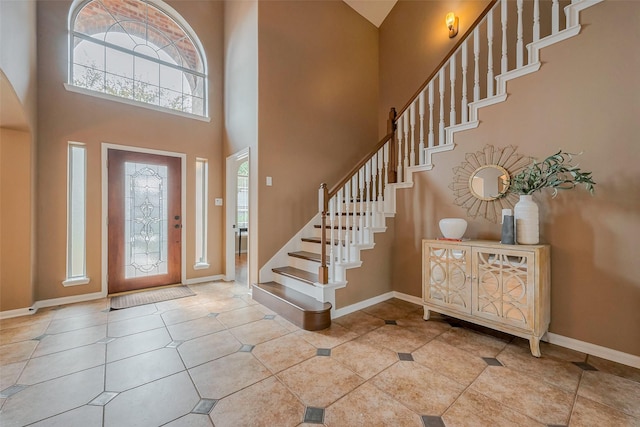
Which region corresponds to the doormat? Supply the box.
[110,285,195,310]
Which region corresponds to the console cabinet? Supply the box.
[422,239,550,357]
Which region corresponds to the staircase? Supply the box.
[253,0,604,330]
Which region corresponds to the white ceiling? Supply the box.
[343,0,397,28]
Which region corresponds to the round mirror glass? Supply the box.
[469,165,510,201]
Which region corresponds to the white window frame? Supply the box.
[194,158,209,269]
[63,142,90,286]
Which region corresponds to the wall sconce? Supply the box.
[446,12,459,38]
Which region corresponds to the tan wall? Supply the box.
[35,0,224,301]
[0,129,33,310]
[223,0,259,285]
[378,0,491,136]
[387,1,640,356]
[257,0,379,268]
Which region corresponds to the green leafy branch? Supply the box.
[509,150,596,197]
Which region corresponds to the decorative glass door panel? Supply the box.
[425,244,471,314]
[108,150,181,294]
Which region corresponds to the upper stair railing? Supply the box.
[317,0,593,284]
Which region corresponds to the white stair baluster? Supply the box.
[351,176,358,246]
[329,196,335,281]
[516,0,524,69]
[487,11,494,97]
[403,113,409,179]
[359,168,365,245]
[383,142,389,186]
[473,27,480,102]
[365,159,372,232]
[438,69,445,146]
[449,56,456,127]
[428,81,434,148]
[397,116,403,183]
[377,148,384,212]
[409,103,416,167]
[552,0,559,35]
[501,0,508,75]
[418,91,425,165]
[461,41,468,123]
[336,188,343,264]
[344,181,350,263]
[533,0,540,42]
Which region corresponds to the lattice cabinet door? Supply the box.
[423,241,472,314]
[471,248,534,330]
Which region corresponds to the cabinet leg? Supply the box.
[423,307,431,320]
[529,336,541,357]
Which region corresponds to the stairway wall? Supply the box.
[386,1,640,357]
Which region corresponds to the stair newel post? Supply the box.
[336,188,343,266]
[461,40,469,124]
[344,180,351,263]
[428,81,434,149]
[409,102,416,167]
[516,0,524,69]
[487,10,494,97]
[386,108,397,183]
[418,91,425,165]
[438,68,445,147]
[501,0,508,75]
[318,183,329,284]
[396,113,404,183]
[403,113,410,180]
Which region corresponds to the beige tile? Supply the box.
[0,361,26,390]
[396,311,452,340]
[361,301,416,320]
[371,360,466,415]
[0,312,54,331]
[107,314,165,337]
[324,382,422,427]
[107,304,158,322]
[211,376,304,427]
[359,324,429,353]
[164,413,214,427]
[273,315,301,333]
[578,371,640,418]
[178,330,242,368]
[229,319,290,345]
[496,343,583,393]
[0,341,38,365]
[471,366,574,425]
[106,327,173,363]
[252,333,317,373]
[297,323,358,349]
[437,327,509,357]
[385,298,422,312]
[278,356,364,407]
[0,366,104,427]
[45,311,108,335]
[332,311,385,336]
[443,389,544,427]
[32,324,107,357]
[189,352,271,399]
[216,306,267,328]
[569,395,640,427]
[106,347,185,392]
[586,355,640,383]
[331,336,397,379]
[19,344,105,385]
[30,404,103,426]
[160,305,211,326]
[0,321,49,345]
[201,296,248,313]
[104,371,199,427]
[52,299,109,319]
[167,316,225,341]
[154,293,201,313]
[512,337,587,362]
[413,339,488,386]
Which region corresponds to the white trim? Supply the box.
[332,291,395,319]
[225,148,250,283]
[193,262,210,270]
[0,307,37,320]
[545,332,640,369]
[36,291,107,311]
[65,84,211,122]
[183,274,225,285]
[101,143,187,295]
[62,277,91,287]
[392,291,423,306]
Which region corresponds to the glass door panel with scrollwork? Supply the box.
[426,245,471,314]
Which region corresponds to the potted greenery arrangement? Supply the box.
[509,150,596,244]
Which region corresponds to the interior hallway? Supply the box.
[0,280,639,426]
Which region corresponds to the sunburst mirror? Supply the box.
[449,145,531,223]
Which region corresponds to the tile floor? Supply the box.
[1,281,639,426]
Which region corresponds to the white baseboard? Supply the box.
[332,291,395,318]
[183,274,225,285]
[0,306,37,320]
[35,291,107,311]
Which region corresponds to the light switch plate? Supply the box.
[266,176,273,186]
[214,198,223,206]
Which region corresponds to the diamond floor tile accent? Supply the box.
[573,361,598,371]
[89,391,119,406]
[385,320,398,325]
[264,314,276,320]
[96,337,116,344]
[166,340,183,348]
[239,344,255,352]
[422,415,446,427]
[483,357,504,366]
[316,348,331,356]
[0,384,28,398]
[398,352,414,361]
[304,406,325,423]
[191,398,217,414]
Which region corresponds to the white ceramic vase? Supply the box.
[514,195,539,244]
[439,218,468,239]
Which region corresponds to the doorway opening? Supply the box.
[225,148,250,286]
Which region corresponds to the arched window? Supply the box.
[69,0,207,117]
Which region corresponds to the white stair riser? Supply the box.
[288,256,320,273]
[272,272,320,300]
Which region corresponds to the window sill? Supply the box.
[62,277,91,287]
[193,262,210,270]
[64,83,211,123]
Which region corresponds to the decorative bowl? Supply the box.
[439,218,467,239]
